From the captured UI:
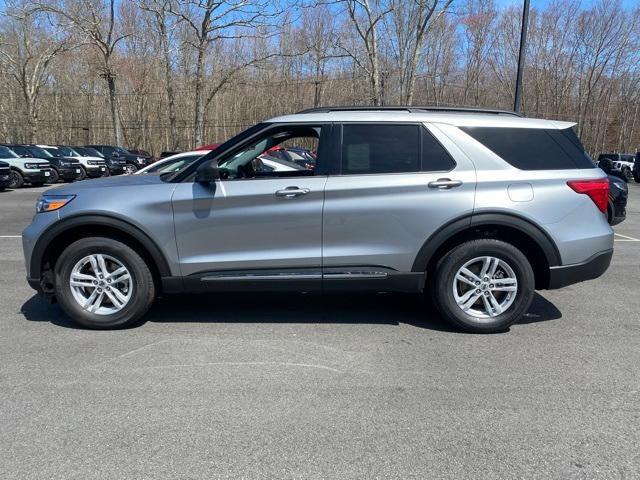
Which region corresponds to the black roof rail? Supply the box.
[296,105,523,117]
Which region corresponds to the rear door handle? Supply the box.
[428,178,463,190]
[275,186,311,198]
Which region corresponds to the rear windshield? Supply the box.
[461,126,594,170]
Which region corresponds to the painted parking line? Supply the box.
[0,235,21,238]
[614,233,640,242]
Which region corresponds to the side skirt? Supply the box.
[161,267,425,294]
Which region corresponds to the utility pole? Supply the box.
[514,0,530,113]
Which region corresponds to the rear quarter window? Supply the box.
[461,127,595,170]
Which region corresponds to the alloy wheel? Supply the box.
[452,256,518,320]
[69,254,133,315]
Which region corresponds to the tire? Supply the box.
[124,164,138,174]
[431,239,535,333]
[54,237,156,329]
[634,173,640,184]
[48,169,60,184]
[8,170,24,189]
[622,167,633,182]
[607,203,614,225]
[77,167,87,180]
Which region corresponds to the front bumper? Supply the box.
[23,170,49,183]
[0,171,10,187]
[57,166,83,181]
[547,249,613,289]
[108,164,126,175]
[86,165,108,177]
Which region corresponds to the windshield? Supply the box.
[114,146,130,155]
[43,147,64,158]
[78,147,103,157]
[0,146,19,159]
[144,154,202,174]
[27,146,52,158]
[57,146,77,157]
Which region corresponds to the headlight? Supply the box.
[137,157,145,163]
[36,195,76,213]
[24,163,40,169]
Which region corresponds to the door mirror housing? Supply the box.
[196,160,220,183]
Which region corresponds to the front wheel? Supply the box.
[8,170,24,189]
[124,164,138,175]
[48,169,60,184]
[431,239,535,333]
[54,237,156,329]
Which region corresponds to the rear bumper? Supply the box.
[547,249,613,289]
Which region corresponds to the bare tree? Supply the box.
[0,1,71,141]
[38,0,129,145]
[384,0,453,104]
[138,0,181,149]
[168,0,277,146]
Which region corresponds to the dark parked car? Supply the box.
[128,148,156,164]
[33,145,84,183]
[86,145,153,174]
[633,152,640,183]
[0,160,11,190]
[607,175,627,226]
[6,144,82,184]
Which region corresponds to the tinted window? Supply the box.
[341,124,420,174]
[9,145,29,156]
[422,128,456,171]
[0,146,18,159]
[462,127,595,170]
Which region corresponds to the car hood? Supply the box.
[50,173,165,194]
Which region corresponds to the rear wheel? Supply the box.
[54,237,156,329]
[8,170,24,189]
[431,239,535,333]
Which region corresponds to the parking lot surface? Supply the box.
[1,183,639,479]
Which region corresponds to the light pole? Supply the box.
[514,0,530,113]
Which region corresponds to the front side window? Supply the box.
[216,125,322,180]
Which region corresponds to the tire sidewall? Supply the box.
[9,170,24,189]
[54,238,153,329]
[436,241,535,333]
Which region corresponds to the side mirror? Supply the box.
[196,160,220,183]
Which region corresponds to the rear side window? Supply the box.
[461,127,595,170]
[341,124,420,174]
[340,124,455,174]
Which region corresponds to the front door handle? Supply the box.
[275,186,311,198]
[428,178,463,190]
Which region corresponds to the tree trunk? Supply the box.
[105,71,122,145]
[193,46,205,148]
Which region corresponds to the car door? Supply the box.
[322,122,476,278]
[171,124,330,285]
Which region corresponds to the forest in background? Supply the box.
[0,0,638,157]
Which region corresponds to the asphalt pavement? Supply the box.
[1,182,639,479]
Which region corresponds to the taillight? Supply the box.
[567,178,609,213]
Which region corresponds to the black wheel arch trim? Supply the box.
[411,211,562,272]
[30,214,172,279]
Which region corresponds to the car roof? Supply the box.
[267,108,575,129]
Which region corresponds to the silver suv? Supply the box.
[23,107,613,333]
